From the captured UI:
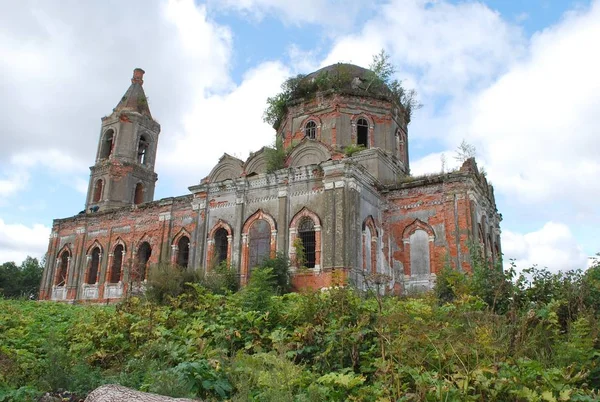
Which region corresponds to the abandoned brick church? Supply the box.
[39,66,501,302]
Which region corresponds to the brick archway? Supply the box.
[240,210,277,285]
[362,216,378,274]
[289,207,322,270]
[206,220,233,269]
[402,219,435,276]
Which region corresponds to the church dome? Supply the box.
[289,63,394,103]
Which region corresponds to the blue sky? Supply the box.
[0,0,598,270]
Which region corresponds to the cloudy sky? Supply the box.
[1,0,598,271]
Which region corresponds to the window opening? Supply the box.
[298,218,316,268]
[134,183,144,205]
[249,219,270,271]
[409,230,430,276]
[93,179,103,203]
[56,251,69,286]
[364,226,372,273]
[100,130,114,159]
[137,135,149,164]
[135,242,151,281]
[357,118,369,148]
[214,228,229,265]
[177,236,190,268]
[88,248,100,284]
[110,245,124,283]
[305,121,317,140]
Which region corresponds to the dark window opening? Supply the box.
[249,219,270,271]
[56,251,69,286]
[214,228,229,265]
[110,245,124,283]
[305,121,316,140]
[298,218,316,268]
[137,135,149,164]
[357,118,369,148]
[87,248,100,284]
[100,130,114,159]
[135,242,152,281]
[93,179,103,203]
[177,236,190,268]
[134,183,144,205]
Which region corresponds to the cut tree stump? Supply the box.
[84,384,199,402]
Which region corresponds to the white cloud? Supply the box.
[450,1,600,213]
[0,0,233,199]
[159,61,290,187]
[0,219,50,264]
[502,222,588,273]
[323,0,525,95]
[0,170,29,201]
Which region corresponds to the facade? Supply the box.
[39,66,501,303]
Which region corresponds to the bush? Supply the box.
[145,263,201,304]
[202,261,239,294]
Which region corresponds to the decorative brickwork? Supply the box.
[40,64,501,303]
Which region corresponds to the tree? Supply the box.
[454,139,477,163]
[369,49,423,122]
[0,256,44,298]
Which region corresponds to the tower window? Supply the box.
[93,179,103,203]
[87,247,100,285]
[137,135,149,165]
[298,218,316,268]
[214,228,229,265]
[100,130,114,159]
[134,183,144,205]
[357,118,369,148]
[305,121,317,140]
[177,236,190,268]
[110,245,124,283]
[56,251,69,286]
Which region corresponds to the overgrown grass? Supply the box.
[1,258,600,401]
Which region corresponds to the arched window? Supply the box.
[93,179,103,203]
[364,225,372,273]
[56,251,69,286]
[409,229,430,276]
[137,135,149,164]
[214,228,228,265]
[305,120,317,140]
[177,236,190,268]
[87,247,100,284]
[110,245,124,283]
[135,242,152,281]
[134,183,144,205]
[357,118,369,148]
[249,219,270,270]
[100,130,114,159]
[298,218,316,268]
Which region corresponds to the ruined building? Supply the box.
[39,66,501,302]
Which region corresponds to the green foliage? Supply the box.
[343,144,366,157]
[263,74,305,128]
[292,238,306,270]
[202,260,239,294]
[0,256,44,298]
[264,136,287,173]
[2,258,600,400]
[369,49,423,122]
[263,51,421,128]
[145,262,201,304]
[258,252,291,294]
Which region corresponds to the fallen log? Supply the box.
[84,384,198,402]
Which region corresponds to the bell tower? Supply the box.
[85,68,161,212]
